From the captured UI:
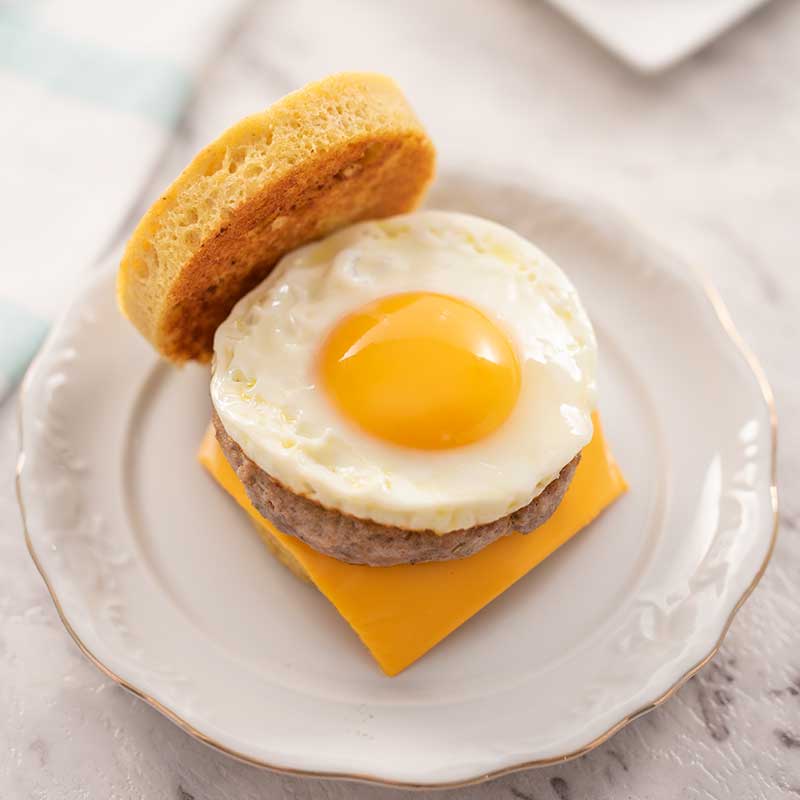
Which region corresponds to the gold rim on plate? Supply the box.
[15,251,778,792]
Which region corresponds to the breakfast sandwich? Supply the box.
[118,73,626,675]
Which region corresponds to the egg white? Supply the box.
[211,210,597,533]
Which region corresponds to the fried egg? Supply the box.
[211,210,597,533]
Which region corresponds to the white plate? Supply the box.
[546,0,770,72]
[17,174,776,788]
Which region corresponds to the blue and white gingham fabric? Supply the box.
[0,0,241,400]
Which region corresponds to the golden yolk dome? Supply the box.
[318,292,521,450]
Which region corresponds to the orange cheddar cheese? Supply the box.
[198,413,626,676]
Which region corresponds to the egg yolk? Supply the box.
[318,292,521,450]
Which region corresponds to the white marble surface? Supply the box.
[3,1,800,797]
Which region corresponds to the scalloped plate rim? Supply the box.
[16,173,778,788]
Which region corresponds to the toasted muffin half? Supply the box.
[118,72,435,363]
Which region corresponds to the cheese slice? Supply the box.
[198,413,626,676]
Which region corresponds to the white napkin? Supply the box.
[0,0,242,398]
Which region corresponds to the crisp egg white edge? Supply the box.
[211,210,597,534]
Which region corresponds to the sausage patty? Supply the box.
[213,410,580,566]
